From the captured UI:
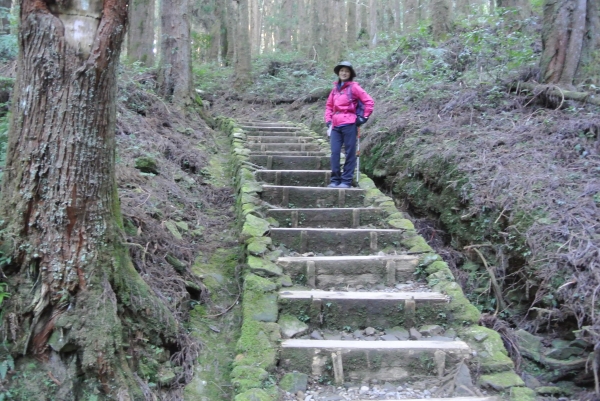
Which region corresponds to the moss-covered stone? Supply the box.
[234,388,275,401]
[462,326,514,373]
[231,366,269,393]
[358,177,377,189]
[246,237,273,256]
[425,261,449,274]
[241,214,271,240]
[419,253,442,266]
[279,372,308,393]
[244,273,279,293]
[135,156,159,174]
[401,234,434,253]
[235,320,278,370]
[278,314,309,338]
[510,386,537,401]
[243,292,278,322]
[479,371,525,391]
[435,281,481,324]
[247,255,282,277]
[164,220,184,241]
[388,219,415,230]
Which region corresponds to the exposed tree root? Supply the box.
[511,81,600,107]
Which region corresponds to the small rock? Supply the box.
[353,330,364,339]
[409,327,422,340]
[380,334,399,341]
[310,330,324,340]
[364,327,376,336]
[474,332,489,342]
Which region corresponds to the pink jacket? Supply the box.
[324,81,374,127]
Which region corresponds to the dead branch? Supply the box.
[512,82,600,106]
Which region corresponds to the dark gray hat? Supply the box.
[334,61,357,79]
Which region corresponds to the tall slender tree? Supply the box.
[127,0,155,66]
[0,0,185,397]
[347,0,357,47]
[234,0,252,88]
[158,0,193,103]
[432,0,451,40]
[369,0,378,47]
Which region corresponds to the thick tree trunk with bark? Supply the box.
[127,0,155,66]
[158,0,193,104]
[0,0,183,398]
[540,0,598,88]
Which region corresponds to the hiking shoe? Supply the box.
[338,183,351,189]
[327,183,340,188]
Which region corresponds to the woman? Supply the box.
[324,61,374,188]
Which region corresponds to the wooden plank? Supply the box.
[278,290,447,302]
[281,339,470,351]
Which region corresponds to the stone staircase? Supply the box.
[224,119,531,401]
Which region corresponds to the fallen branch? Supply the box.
[511,82,600,106]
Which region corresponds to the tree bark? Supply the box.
[0,0,181,397]
[497,0,531,21]
[0,0,10,35]
[432,0,451,40]
[234,0,252,88]
[127,0,155,66]
[279,0,293,50]
[404,0,419,32]
[393,0,402,31]
[540,0,598,88]
[158,0,193,103]
[369,0,377,47]
[347,0,357,47]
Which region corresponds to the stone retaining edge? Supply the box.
[215,117,534,401]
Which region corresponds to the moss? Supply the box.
[510,387,537,401]
[231,366,269,393]
[135,156,159,174]
[388,218,415,230]
[233,388,276,401]
[435,281,481,324]
[425,260,449,274]
[246,237,272,256]
[235,320,278,370]
[241,214,270,240]
[462,326,514,373]
[479,371,525,390]
[419,253,442,266]
[244,273,279,293]
[401,234,433,253]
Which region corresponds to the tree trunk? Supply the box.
[359,0,368,40]
[540,0,598,88]
[0,0,10,35]
[226,0,236,64]
[0,0,182,397]
[393,0,402,31]
[432,0,451,40]
[127,0,155,66]
[347,0,357,47]
[279,0,293,50]
[369,0,377,47]
[234,0,252,88]
[328,0,344,62]
[497,0,531,21]
[404,0,419,32]
[158,0,193,104]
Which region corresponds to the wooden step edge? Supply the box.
[271,227,407,233]
[256,169,330,173]
[278,255,418,262]
[355,398,499,401]
[269,207,384,212]
[281,339,470,351]
[279,290,448,302]
[262,185,362,190]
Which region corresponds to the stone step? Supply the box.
[277,255,419,288]
[247,136,316,143]
[270,227,408,254]
[256,170,330,187]
[279,290,448,329]
[279,339,471,382]
[247,143,322,152]
[249,155,330,170]
[239,121,298,127]
[261,185,365,208]
[241,125,299,132]
[268,207,387,228]
[249,151,328,156]
[246,131,313,137]
[362,399,498,401]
